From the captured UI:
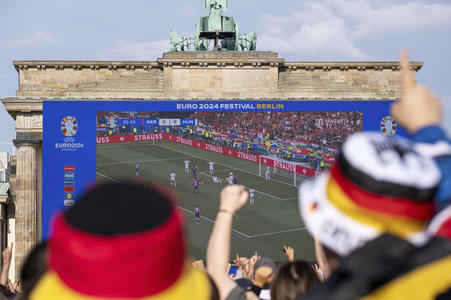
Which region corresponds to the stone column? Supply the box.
[12,139,40,277]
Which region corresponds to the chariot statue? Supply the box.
[169,30,189,52]
[197,0,238,50]
[168,0,257,52]
[240,30,257,51]
[205,0,227,31]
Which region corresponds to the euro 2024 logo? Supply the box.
[57,116,84,151]
[61,116,78,138]
[380,116,397,136]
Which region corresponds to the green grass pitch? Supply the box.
[96,140,315,262]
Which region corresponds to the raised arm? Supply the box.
[206,185,248,300]
[0,243,13,286]
[390,50,441,133]
[391,51,451,237]
[284,245,295,262]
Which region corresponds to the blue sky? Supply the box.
[1,0,450,154]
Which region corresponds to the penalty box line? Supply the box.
[199,172,294,201]
[98,157,193,167]
[97,172,304,238]
[178,205,306,239]
[96,171,248,238]
[156,143,297,188]
[176,206,251,238]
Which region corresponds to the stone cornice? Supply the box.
[12,139,41,147]
[1,98,43,110]
[12,58,423,72]
[13,61,161,71]
[159,51,284,68]
[283,61,423,72]
[1,98,43,119]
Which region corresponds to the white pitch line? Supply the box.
[96,172,299,239]
[199,171,294,201]
[156,143,297,188]
[96,172,121,183]
[176,205,251,238]
[97,143,159,149]
[249,227,308,238]
[97,156,192,166]
[213,168,235,173]
[97,145,123,148]
[282,197,299,201]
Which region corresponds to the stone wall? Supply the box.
[13,52,421,99]
[3,51,423,279]
[278,62,412,98]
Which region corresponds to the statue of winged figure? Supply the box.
[205,0,227,31]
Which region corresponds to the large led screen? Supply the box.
[43,100,403,261]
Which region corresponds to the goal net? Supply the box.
[259,155,312,186]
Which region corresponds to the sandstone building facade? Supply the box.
[1,51,421,278]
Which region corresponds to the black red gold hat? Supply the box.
[299,132,441,256]
[30,182,211,299]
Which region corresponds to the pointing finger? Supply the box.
[400,50,414,93]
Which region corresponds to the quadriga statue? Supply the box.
[240,30,257,51]
[205,0,227,31]
[169,30,189,52]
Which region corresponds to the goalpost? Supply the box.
[259,155,300,186]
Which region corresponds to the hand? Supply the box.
[15,281,22,293]
[6,279,15,293]
[248,251,260,270]
[249,251,259,266]
[219,185,248,214]
[312,264,324,282]
[284,245,295,262]
[192,259,206,271]
[390,51,441,133]
[233,254,248,270]
[2,243,13,263]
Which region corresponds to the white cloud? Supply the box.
[0,32,57,50]
[329,0,451,39]
[257,0,451,60]
[98,39,170,61]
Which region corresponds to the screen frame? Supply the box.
[42,99,403,239]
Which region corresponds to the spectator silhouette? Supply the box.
[26,181,216,299]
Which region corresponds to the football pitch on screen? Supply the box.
[96,140,315,262]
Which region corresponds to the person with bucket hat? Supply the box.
[299,51,451,299]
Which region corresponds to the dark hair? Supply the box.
[270,260,320,300]
[20,241,48,297]
[0,284,8,299]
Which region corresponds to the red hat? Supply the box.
[30,181,211,299]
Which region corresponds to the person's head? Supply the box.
[270,261,320,300]
[253,257,276,285]
[0,284,9,299]
[299,132,441,271]
[28,181,213,300]
[19,241,48,298]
